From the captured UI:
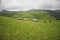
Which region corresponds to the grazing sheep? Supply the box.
[32,19,38,22]
[18,18,38,22]
[18,18,29,20]
[23,18,27,20]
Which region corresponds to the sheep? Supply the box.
[31,19,38,22]
[18,18,38,22]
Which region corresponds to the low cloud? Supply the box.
[1,0,60,11]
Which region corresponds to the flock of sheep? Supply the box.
[18,18,52,23]
[18,18,38,22]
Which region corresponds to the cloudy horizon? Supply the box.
[0,0,60,11]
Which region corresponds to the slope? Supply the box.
[0,16,60,40]
[0,10,56,20]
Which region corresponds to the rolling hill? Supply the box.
[0,16,60,40]
[0,10,60,20]
[0,10,60,40]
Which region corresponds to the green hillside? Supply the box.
[46,10,60,20]
[0,10,58,20]
[13,11,34,18]
[0,16,60,40]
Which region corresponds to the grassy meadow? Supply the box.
[0,10,60,40]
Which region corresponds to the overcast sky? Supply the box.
[0,0,60,11]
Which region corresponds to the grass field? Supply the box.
[0,16,60,40]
